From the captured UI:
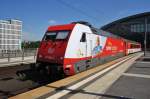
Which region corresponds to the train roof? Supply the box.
[72,21,141,44]
[72,21,121,39]
[91,27,121,39]
[47,24,75,31]
[47,21,140,44]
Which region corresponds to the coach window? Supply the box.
[80,33,86,42]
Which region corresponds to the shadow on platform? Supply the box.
[42,85,133,99]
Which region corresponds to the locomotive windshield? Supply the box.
[44,31,70,41]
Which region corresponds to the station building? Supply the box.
[0,19,22,52]
[101,12,150,50]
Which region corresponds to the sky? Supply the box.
[0,0,150,41]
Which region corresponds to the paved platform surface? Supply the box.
[101,53,150,99]
[53,52,150,99]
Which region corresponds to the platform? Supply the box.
[101,53,150,99]
[45,53,144,99]
[9,52,147,99]
[58,52,149,99]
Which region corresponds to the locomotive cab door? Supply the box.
[76,32,93,72]
[79,33,87,58]
[85,33,93,57]
[79,32,92,57]
[84,32,93,68]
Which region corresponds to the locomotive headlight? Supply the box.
[39,54,42,58]
[66,65,72,68]
[60,57,64,60]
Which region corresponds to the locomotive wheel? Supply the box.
[35,63,48,76]
[35,63,65,80]
[16,71,26,80]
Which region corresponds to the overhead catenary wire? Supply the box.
[56,0,100,22]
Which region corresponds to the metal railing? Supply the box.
[0,48,37,62]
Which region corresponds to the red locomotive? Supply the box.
[36,21,141,76]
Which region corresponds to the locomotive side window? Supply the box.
[80,33,86,42]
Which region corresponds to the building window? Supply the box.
[0,24,2,28]
[0,29,2,33]
[148,24,150,32]
[0,34,2,38]
[0,19,22,51]
[131,24,145,33]
[131,23,150,32]
[141,24,144,32]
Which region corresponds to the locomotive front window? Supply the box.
[44,32,57,40]
[44,31,69,41]
[56,31,69,39]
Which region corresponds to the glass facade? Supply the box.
[131,24,146,32]
[0,19,22,52]
[131,24,150,33]
[101,12,150,50]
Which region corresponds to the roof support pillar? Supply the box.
[144,17,147,56]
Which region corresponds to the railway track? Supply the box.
[0,63,64,99]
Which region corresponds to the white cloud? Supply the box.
[48,19,57,24]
